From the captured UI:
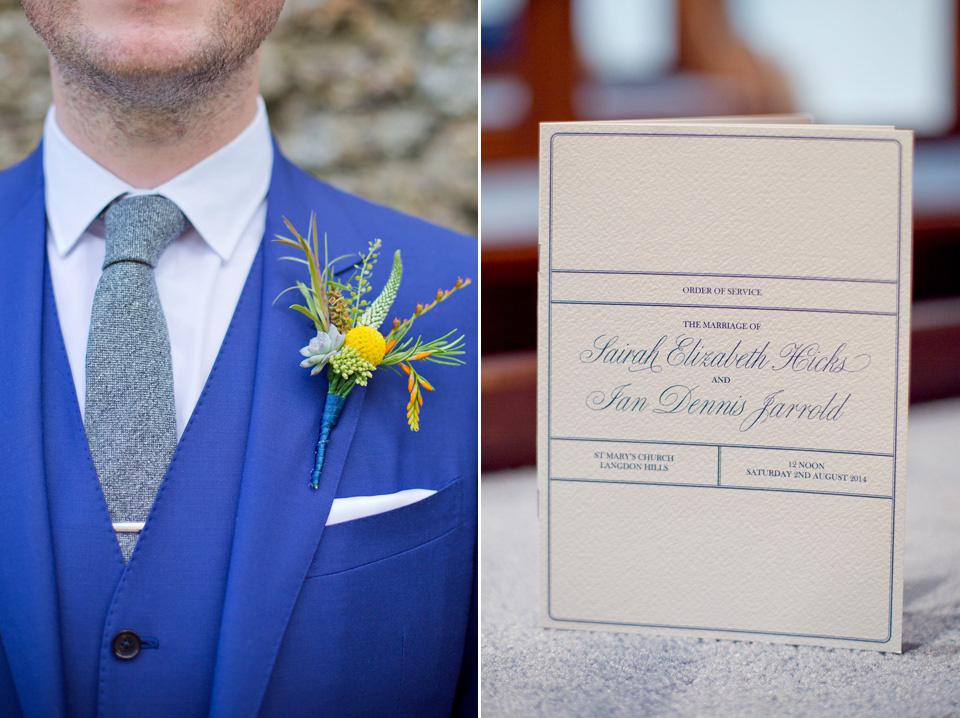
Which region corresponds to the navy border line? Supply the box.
[551,299,895,317]
[544,614,892,644]
[551,435,894,458]
[890,128,903,646]
[546,129,903,645]
[550,476,893,501]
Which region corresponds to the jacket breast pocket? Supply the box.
[305,477,464,578]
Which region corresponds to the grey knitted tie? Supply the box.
[85,195,184,562]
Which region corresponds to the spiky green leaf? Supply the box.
[358,250,402,328]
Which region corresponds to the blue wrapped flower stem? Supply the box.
[310,391,346,489]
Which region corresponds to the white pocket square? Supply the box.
[325,488,437,526]
[112,488,438,534]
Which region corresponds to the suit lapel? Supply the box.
[0,147,68,717]
[210,149,368,718]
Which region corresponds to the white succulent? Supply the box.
[299,326,346,375]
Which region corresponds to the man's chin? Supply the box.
[75,29,221,80]
[50,28,245,110]
[31,0,280,107]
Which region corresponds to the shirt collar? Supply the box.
[42,96,273,262]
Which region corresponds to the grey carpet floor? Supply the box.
[481,398,960,717]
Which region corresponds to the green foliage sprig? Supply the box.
[275,213,473,431]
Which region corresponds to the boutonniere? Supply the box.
[275,215,473,488]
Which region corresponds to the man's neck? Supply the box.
[49,54,262,189]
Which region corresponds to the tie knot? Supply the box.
[103,195,185,269]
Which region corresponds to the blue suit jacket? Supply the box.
[0,145,477,717]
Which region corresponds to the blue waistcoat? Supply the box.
[0,144,478,717]
[42,246,263,717]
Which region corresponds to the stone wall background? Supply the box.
[0,0,478,236]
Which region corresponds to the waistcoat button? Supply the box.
[112,630,142,660]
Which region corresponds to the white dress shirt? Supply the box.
[43,97,273,439]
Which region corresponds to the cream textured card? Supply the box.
[537,119,912,652]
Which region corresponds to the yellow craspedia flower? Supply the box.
[344,326,387,366]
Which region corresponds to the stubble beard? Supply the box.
[24,1,282,142]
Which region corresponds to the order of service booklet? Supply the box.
[537,116,912,652]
